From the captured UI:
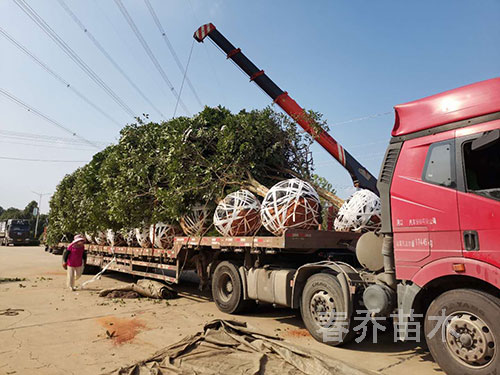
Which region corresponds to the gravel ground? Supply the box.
[0,246,441,375]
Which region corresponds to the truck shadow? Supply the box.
[97,271,439,370]
[238,303,440,370]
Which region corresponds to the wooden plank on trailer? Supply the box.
[131,260,177,271]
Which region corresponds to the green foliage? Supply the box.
[46,106,322,245]
[311,174,336,195]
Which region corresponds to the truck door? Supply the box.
[391,135,463,280]
[456,129,500,268]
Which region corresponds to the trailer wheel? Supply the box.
[212,261,250,314]
[300,273,355,346]
[425,289,499,375]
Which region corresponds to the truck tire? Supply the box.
[211,261,252,314]
[300,273,355,346]
[424,289,499,375]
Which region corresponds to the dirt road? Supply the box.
[0,246,442,375]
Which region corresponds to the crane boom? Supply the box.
[194,23,378,194]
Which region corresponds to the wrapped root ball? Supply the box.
[149,223,181,249]
[214,190,261,236]
[180,204,210,236]
[261,178,321,236]
[334,189,381,232]
[106,229,126,247]
[123,229,139,247]
[85,232,95,244]
[135,227,152,248]
[94,231,107,246]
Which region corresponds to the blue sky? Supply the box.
[0,0,499,213]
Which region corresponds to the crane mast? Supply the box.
[194,23,378,194]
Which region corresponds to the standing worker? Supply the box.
[62,234,86,291]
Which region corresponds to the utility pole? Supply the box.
[32,191,50,239]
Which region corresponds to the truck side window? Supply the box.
[422,141,456,188]
[463,137,500,201]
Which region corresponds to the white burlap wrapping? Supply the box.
[261,178,321,236]
[135,227,152,248]
[84,232,95,244]
[180,204,210,236]
[106,229,126,247]
[123,229,139,247]
[149,223,180,249]
[214,190,261,237]
[94,231,107,246]
[334,189,381,232]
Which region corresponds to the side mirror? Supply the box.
[471,129,500,151]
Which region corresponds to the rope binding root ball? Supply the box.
[261,178,321,236]
[94,231,107,246]
[214,189,261,237]
[135,226,152,248]
[180,204,210,236]
[149,223,182,249]
[106,229,126,247]
[334,189,381,232]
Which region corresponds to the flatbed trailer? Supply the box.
[79,229,361,285]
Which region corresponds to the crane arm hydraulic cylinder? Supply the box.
[194,23,378,194]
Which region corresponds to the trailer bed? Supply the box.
[65,229,361,284]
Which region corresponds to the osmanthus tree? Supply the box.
[46,106,339,244]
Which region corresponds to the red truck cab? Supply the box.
[377,77,500,374]
[385,78,500,288]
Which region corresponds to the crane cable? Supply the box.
[12,0,137,119]
[143,0,203,108]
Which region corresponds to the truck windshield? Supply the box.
[11,226,29,232]
[463,137,500,201]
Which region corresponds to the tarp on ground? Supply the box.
[106,319,374,375]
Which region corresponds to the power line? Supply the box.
[13,0,137,119]
[57,0,167,120]
[0,139,99,151]
[0,129,109,147]
[0,26,122,128]
[174,41,195,117]
[0,156,90,162]
[113,0,190,116]
[0,88,100,148]
[91,0,166,98]
[330,111,393,127]
[143,0,203,108]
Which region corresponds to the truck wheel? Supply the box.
[300,273,355,346]
[211,261,251,314]
[425,289,499,375]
